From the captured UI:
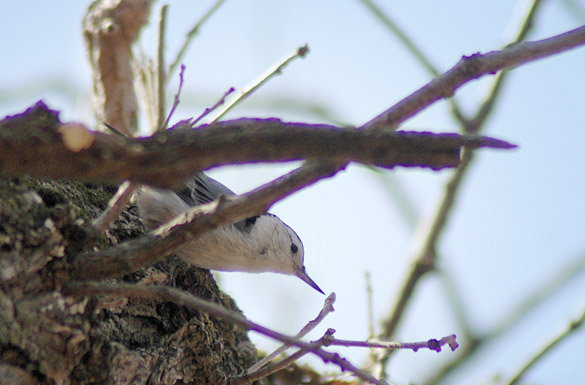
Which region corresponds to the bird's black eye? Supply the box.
[291,243,298,254]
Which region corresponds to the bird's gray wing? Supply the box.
[176,173,265,234]
[176,172,236,206]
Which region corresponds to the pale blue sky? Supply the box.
[1,1,585,384]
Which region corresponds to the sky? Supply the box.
[1,1,585,384]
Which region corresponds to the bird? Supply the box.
[136,172,324,294]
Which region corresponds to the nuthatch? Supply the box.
[137,173,323,294]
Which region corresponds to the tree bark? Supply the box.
[0,102,513,190]
[0,175,255,385]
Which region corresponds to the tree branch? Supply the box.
[0,102,513,190]
[364,24,585,130]
[325,334,458,353]
[232,346,311,385]
[247,292,337,373]
[154,4,168,132]
[167,0,227,81]
[202,45,310,124]
[372,1,548,378]
[89,180,138,236]
[503,302,585,385]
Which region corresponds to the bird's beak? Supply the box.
[296,267,324,294]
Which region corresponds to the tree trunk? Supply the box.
[0,151,256,384]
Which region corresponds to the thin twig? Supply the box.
[167,0,227,80]
[89,124,139,237]
[365,271,375,339]
[89,181,139,235]
[191,87,236,127]
[154,4,168,132]
[161,64,186,131]
[232,347,311,385]
[203,45,311,124]
[326,334,459,353]
[365,271,379,363]
[103,122,127,138]
[377,149,473,334]
[503,302,585,385]
[246,329,456,384]
[247,292,336,373]
[235,330,338,385]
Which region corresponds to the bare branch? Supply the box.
[232,347,311,385]
[0,102,513,190]
[326,334,459,353]
[365,271,375,339]
[154,4,168,132]
[192,86,235,127]
[89,181,139,235]
[167,0,227,80]
[203,45,311,124]
[463,0,545,133]
[247,292,337,373]
[378,148,474,339]
[372,2,547,378]
[235,329,337,385]
[503,302,585,385]
[241,327,457,384]
[364,24,585,130]
[161,64,187,131]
